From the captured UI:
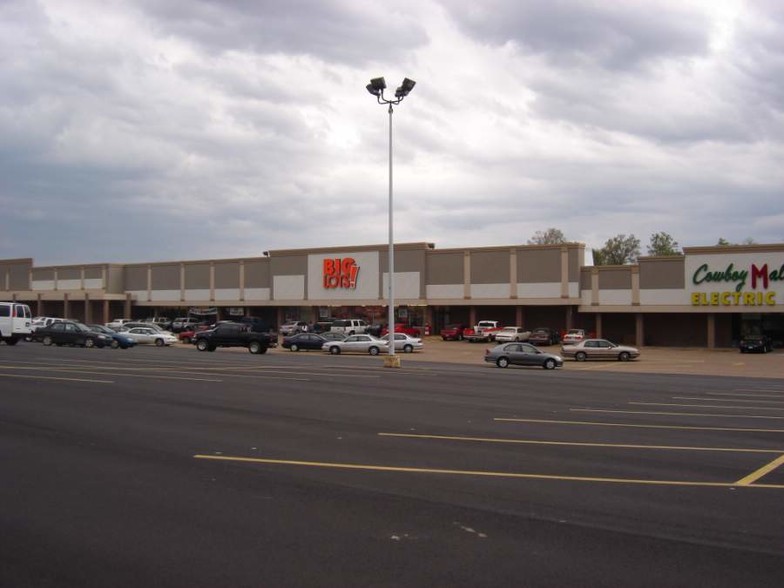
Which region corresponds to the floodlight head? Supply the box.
[367,77,387,96]
[395,78,416,98]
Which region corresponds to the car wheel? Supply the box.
[369,346,380,356]
[42,336,53,346]
[403,344,413,353]
[6,337,18,346]
[196,339,209,352]
[249,341,263,354]
[442,336,448,341]
[457,334,463,341]
[543,358,556,370]
[110,339,120,349]
[496,357,510,368]
[330,346,341,355]
[85,338,95,348]
[575,352,587,362]
[618,351,630,361]
[155,338,164,347]
[290,343,299,352]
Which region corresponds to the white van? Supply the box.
[330,319,368,336]
[0,302,33,345]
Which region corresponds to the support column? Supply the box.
[103,300,110,325]
[707,313,716,349]
[84,293,91,324]
[636,313,644,348]
[595,313,603,339]
[565,306,574,330]
[63,293,70,319]
[469,306,477,328]
[124,293,132,318]
[515,306,523,327]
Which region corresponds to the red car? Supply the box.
[380,323,421,337]
[440,324,467,341]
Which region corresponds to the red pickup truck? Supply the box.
[463,320,504,343]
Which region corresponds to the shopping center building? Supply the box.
[2,241,783,347]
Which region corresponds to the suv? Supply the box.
[330,319,368,336]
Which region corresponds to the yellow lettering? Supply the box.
[710,292,720,306]
[765,292,776,305]
[744,292,756,305]
[732,292,742,305]
[691,293,702,306]
[721,292,732,305]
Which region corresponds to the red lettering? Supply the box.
[323,259,336,276]
[751,264,769,289]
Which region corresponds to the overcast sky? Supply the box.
[1,0,782,266]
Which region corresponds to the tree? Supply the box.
[717,238,731,246]
[717,237,756,246]
[527,228,566,245]
[647,232,682,256]
[592,234,640,265]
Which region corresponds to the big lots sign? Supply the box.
[686,252,784,307]
[323,257,359,289]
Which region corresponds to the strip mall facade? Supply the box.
[2,241,783,347]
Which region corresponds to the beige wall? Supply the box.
[598,267,632,289]
[125,266,148,291]
[151,265,180,290]
[639,256,685,289]
[245,260,270,288]
[471,250,510,284]
[518,248,561,283]
[426,252,463,285]
[215,262,240,288]
[184,263,210,289]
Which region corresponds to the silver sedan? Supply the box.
[560,339,640,361]
[484,342,564,369]
[322,334,389,355]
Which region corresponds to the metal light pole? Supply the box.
[366,77,416,366]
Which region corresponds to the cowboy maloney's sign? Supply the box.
[691,261,783,306]
[323,257,359,289]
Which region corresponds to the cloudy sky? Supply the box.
[1,0,782,266]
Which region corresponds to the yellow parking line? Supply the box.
[630,402,784,411]
[0,373,113,384]
[697,392,784,400]
[571,409,784,420]
[378,432,783,454]
[192,454,784,489]
[493,417,784,433]
[736,454,784,486]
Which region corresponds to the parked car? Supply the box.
[330,319,369,336]
[528,327,561,346]
[311,321,335,334]
[280,320,310,336]
[88,324,137,349]
[36,320,112,348]
[561,339,640,361]
[322,334,388,355]
[27,316,63,341]
[143,317,173,330]
[440,324,467,341]
[171,317,202,333]
[282,332,329,351]
[387,332,424,353]
[193,323,272,354]
[0,302,33,345]
[494,326,532,343]
[485,342,564,370]
[562,329,587,344]
[739,335,773,353]
[106,318,134,330]
[119,322,174,335]
[320,331,347,342]
[178,324,210,344]
[380,323,421,337]
[123,327,178,347]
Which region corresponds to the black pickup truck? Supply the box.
[193,322,272,354]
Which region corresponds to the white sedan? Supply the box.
[493,326,531,342]
[322,334,389,355]
[123,327,178,347]
[387,333,424,353]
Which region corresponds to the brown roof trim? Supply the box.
[683,243,784,254]
[267,242,435,256]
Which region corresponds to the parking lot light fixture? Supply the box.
[366,76,416,367]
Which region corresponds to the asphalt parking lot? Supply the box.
[2,340,784,586]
